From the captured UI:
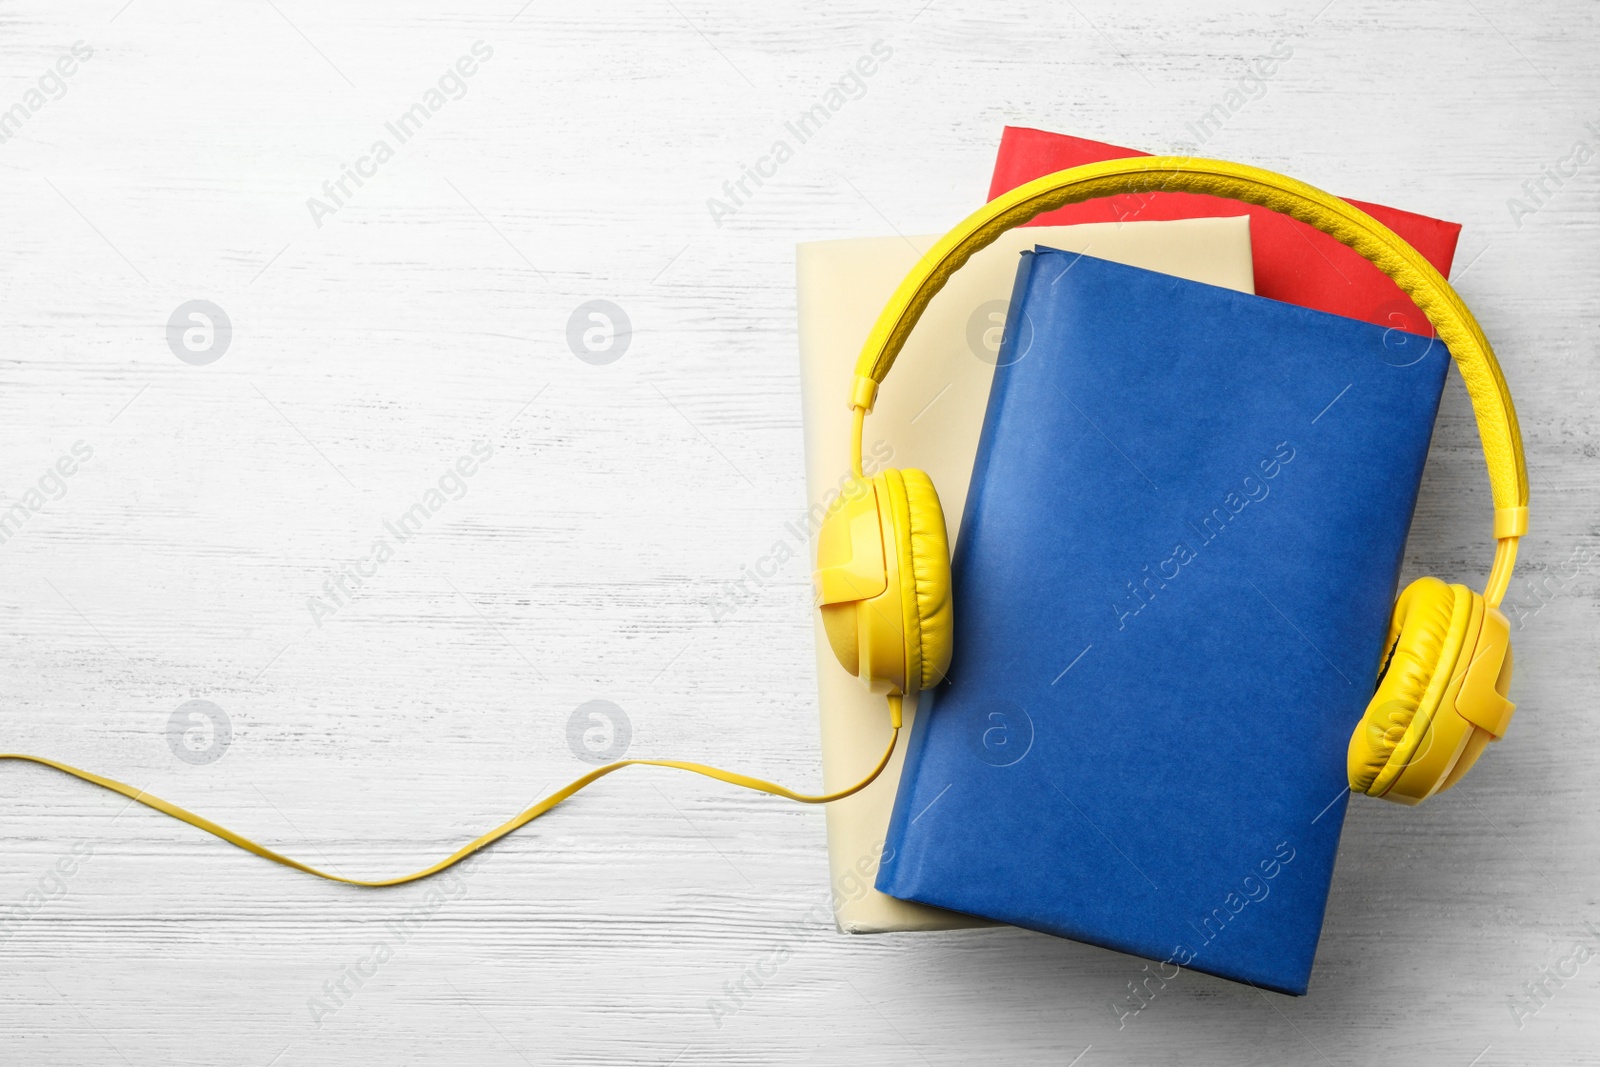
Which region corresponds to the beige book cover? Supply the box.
[797,217,1256,933]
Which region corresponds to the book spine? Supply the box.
[876,250,1046,898]
[954,249,1040,548]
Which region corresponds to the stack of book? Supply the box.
[797,129,1463,994]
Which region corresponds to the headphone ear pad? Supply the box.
[1348,577,1469,796]
[887,469,953,691]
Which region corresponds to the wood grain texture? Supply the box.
[0,0,1596,1063]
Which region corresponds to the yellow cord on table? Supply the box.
[1,697,902,888]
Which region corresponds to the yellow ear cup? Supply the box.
[1435,635,1514,793]
[1350,578,1465,796]
[1349,577,1517,804]
[887,468,954,691]
[812,469,952,695]
[814,476,886,680]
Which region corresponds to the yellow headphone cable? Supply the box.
[0,697,902,887]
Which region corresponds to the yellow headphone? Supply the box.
[0,157,1528,888]
[815,155,1527,807]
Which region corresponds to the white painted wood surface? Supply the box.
[1,1,1596,1063]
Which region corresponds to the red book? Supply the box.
[988,127,1462,334]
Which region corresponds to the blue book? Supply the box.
[876,248,1449,995]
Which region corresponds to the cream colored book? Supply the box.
[797,217,1256,933]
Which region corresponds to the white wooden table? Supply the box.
[2,1,1596,1063]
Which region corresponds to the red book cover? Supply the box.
[988,127,1462,334]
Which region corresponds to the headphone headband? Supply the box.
[848,157,1528,603]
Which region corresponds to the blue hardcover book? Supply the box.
[876,248,1449,995]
